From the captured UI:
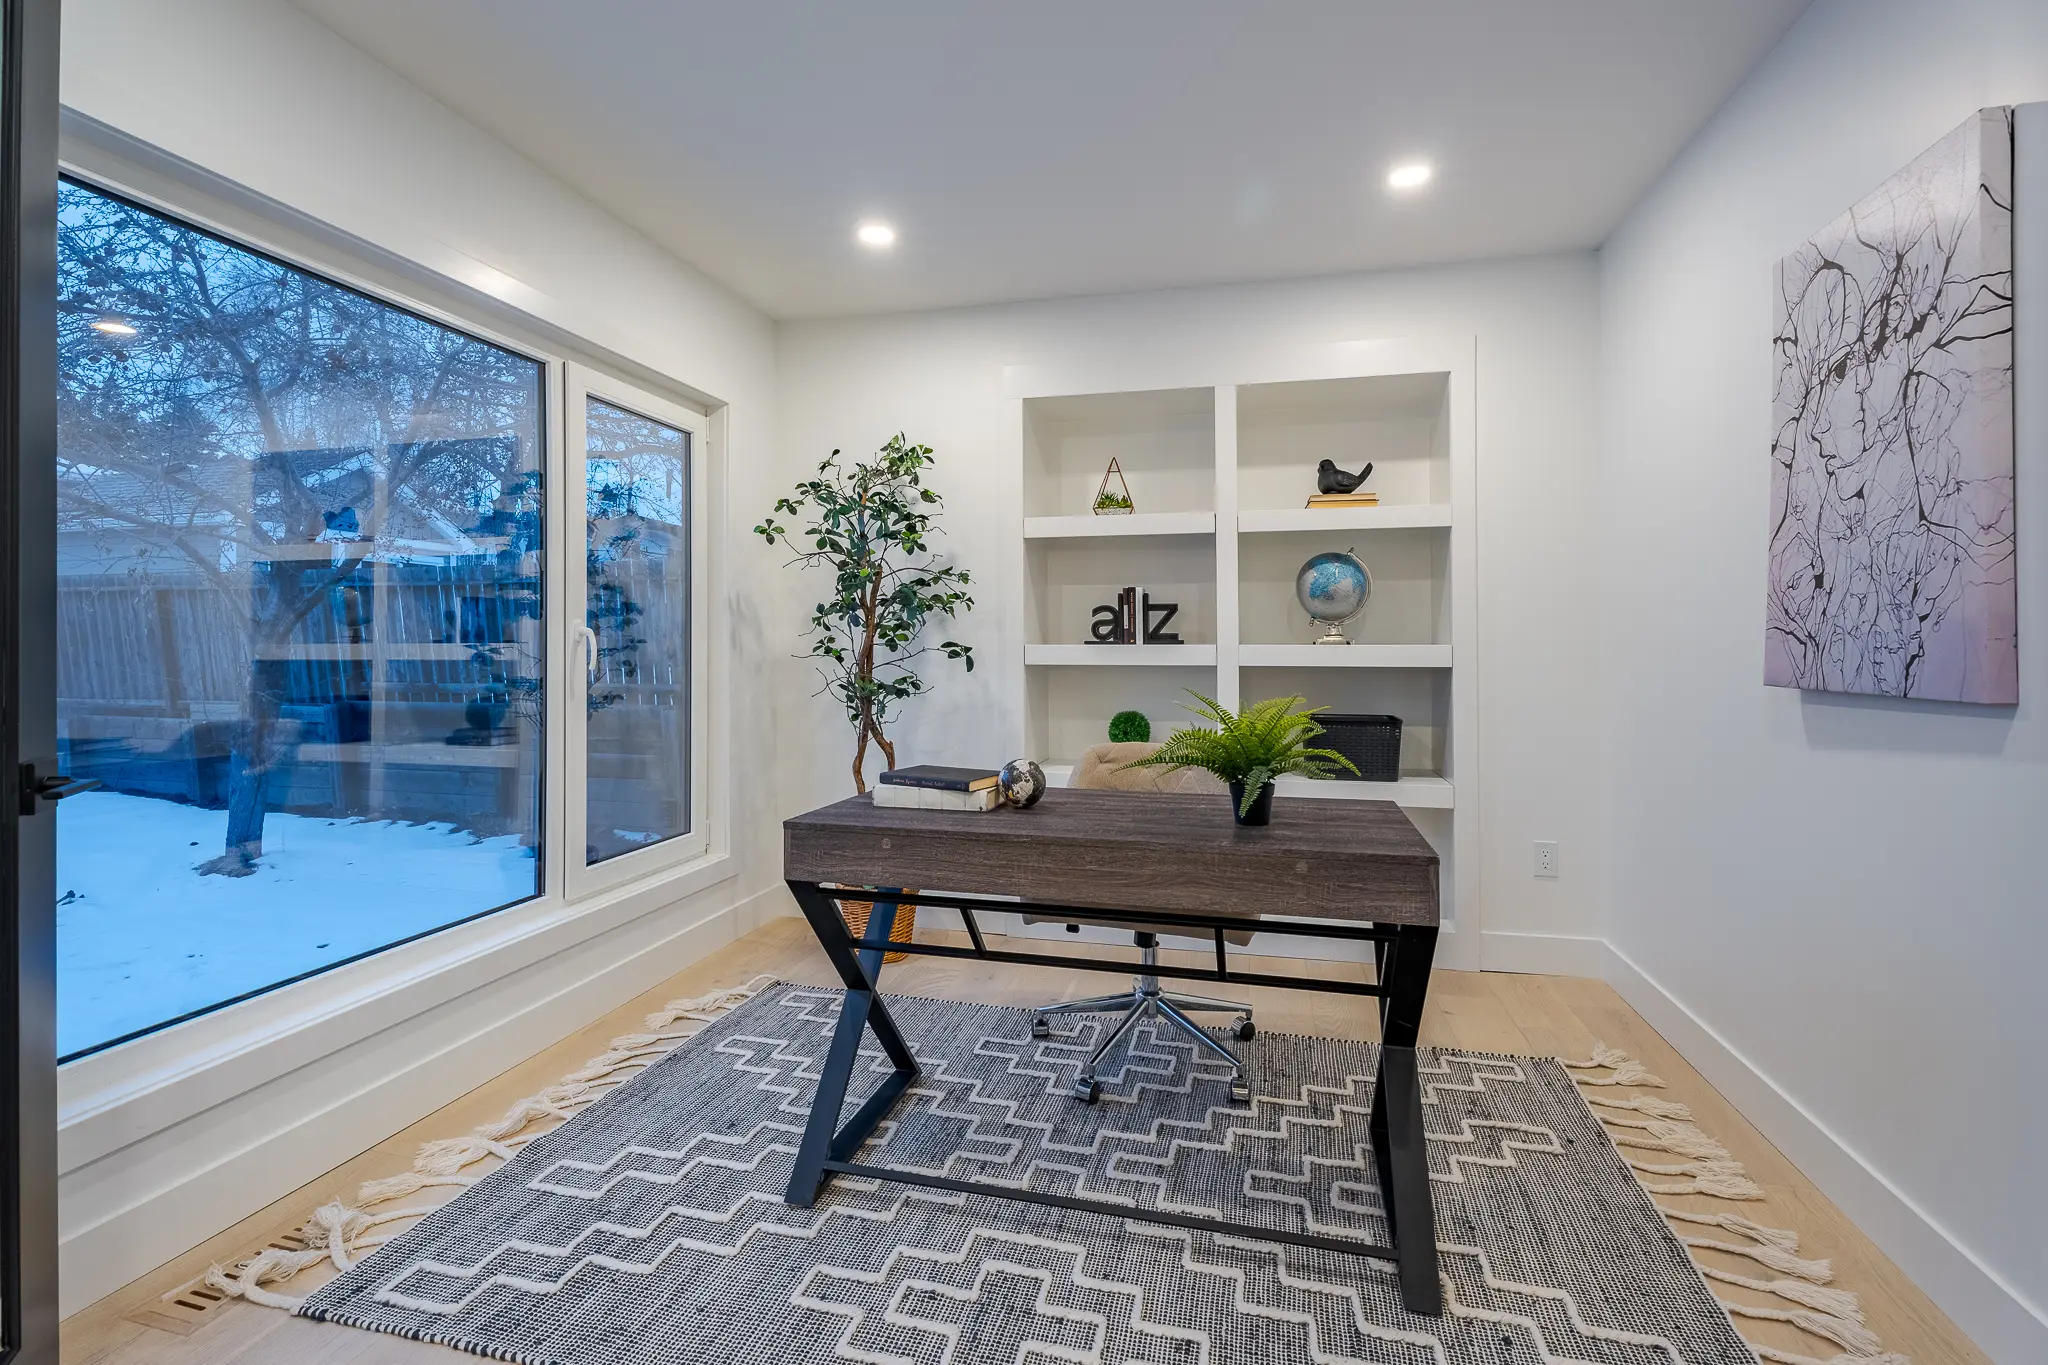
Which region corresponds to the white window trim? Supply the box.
[50,161,736,1168]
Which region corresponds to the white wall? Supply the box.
[56,0,782,1314]
[1597,3,2048,1360]
[776,254,1606,968]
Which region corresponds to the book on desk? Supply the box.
[873,764,1002,812]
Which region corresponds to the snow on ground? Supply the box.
[57,791,536,1056]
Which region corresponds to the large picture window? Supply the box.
[55,179,549,1059]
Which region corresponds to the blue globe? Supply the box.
[1295,550,1372,625]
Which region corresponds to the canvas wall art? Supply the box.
[1767,106,2016,703]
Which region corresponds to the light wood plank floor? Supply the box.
[61,917,1992,1364]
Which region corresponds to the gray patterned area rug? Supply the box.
[302,983,1756,1364]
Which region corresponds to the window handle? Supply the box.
[18,760,102,816]
[575,625,598,684]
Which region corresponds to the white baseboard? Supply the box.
[1601,941,2047,1365]
[58,881,788,1316]
[1479,930,1608,977]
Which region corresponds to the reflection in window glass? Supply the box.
[584,398,690,865]
[54,179,547,1058]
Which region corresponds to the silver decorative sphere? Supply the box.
[998,759,1046,808]
[1295,549,1372,644]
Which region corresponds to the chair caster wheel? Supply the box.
[1232,1017,1256,1041]
[1229,1080,1252,1104]
[1030,1017,1051,1039]
[1073,1075,1102,1104]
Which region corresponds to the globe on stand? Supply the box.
[1295,550,1372,645]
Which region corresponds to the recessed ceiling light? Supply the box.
[855,221,897,249]
[90,318,138,335]
[1386,163,1433,191]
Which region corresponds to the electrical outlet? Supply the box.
[1533,841,1559,879]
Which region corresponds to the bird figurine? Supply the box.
[1316,460,1374,495]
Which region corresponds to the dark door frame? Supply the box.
[0,0,61,1358]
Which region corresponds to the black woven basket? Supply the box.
[1316,713,1402,782]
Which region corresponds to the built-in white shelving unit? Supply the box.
[1024,511,1216,539]
[1237,504,1451,534]
[1008,339,1479,965]
[1237,644,1452,669]
[1024,644,1218,666]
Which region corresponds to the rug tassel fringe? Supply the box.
[1561,1042,1667,1087]
[1640,1173,1766,1199]
[1604,1121,1733,1161]
[1721,1300,1885,1356]
[1701,1266,1863,1320]
[1572,1046,1908,1365]
[1583,1091,1695,1121]
[1658,1207,1803,1254]
[1753,1349,1910,1365]
[352,1170,476,1204]
[1627,1157,1766,1200]
[1683,1235,1833,1282]
[201,1245,330,1312]
[200,974,774,1309]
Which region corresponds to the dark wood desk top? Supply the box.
[784,787,1439,925]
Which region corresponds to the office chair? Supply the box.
[1023,741,1257,1103]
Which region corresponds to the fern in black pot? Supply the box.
[1122,691,1356,825]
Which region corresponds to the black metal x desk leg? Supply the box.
[785,881,921,1207]
[1369,922,1441,1315]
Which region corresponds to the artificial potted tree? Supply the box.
[1124,691,1356,825]
[756,434,976,955]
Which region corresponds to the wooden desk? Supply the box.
[782,786,1444,1314]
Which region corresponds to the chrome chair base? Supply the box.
[1029,933,1254,1103]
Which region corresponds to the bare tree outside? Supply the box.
[55,179,547,1055]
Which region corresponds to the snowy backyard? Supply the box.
[57,791,537,1056]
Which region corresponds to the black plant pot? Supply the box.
[466,694,509,732]
[1228,780,1275,827]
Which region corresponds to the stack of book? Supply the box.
[873,765,1003,811]
[1304,491,1380,508]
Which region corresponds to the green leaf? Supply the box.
[1121,690,1357,789]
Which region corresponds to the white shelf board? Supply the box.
[1237,503,1451,534]
[1025,643,1217,666]
[1239,643,1451,669]
[1024,511,1215,539]
[1038,764,1452,810]
[1273,773,1454,809]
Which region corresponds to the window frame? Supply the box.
[561,364,712,897]
[48,162,733,1092]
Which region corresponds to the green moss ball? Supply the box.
[1107,710,1152,744]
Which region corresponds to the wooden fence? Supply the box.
[57,556,686,835]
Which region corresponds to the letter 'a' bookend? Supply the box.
[1089,587,1181,644]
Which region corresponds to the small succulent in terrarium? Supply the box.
[1091,457,1134,515]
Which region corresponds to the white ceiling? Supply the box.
[290,1,1810,320]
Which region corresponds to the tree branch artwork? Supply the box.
[1767,107,2016,703]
